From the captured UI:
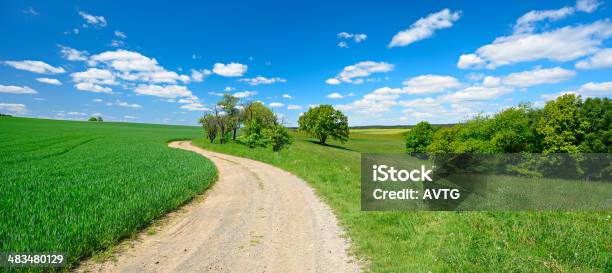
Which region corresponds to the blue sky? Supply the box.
[0,0,611,126]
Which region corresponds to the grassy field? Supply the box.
[350,128,410,135]
[193,130,611,272]
[0,117,217,270]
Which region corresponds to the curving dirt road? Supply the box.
[77,140,361,273]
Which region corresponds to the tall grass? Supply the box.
[0,117,217,271]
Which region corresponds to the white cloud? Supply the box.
[59,46,88,61]
[36,78,62,85]
[114,30,127,38]
[327,92,344,99]
[575,48,612,69]
[213,62,248,77]
[190,69,212,82]
[568,81,612,97]
[325,78,341,85]
[79,11,107,27]
[75,82,112,93]
[110,40,125,48]
[238,76,286,85]
[4,60,65,74]
[89,50,190,84]
[513,6,575,34]
[0,85,37,94]
[287,104,302,110]
[224,86,235,91]
[458,20,612,69]
[233,90,257,98]
[402,74,461,94]
[328,61,394,84]
[282,94,292,99]
[92,98,103,103]
[336,87,400,114]
[513,0,602,34]
[0,103,27,113]
[442,86,514,102]
[389,9,461,47]
[22,7,39,16]
[67,112,87,116]
[115,101,142,108]
[269,102,284,108]
[576,0,602,13]
[482,76,502,87]
[123,115,137,119]
[337,32,367,46]
[398,97,441,108]
[71,68,118,85]
[180,103,209,111]
[502,67,575,87]
[134,84,193,98]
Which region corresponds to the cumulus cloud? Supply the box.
[269,102,284,108]
[59,46,88,61]
[287,104,302,110]
[282,94,292,99]
[74,82,112,93]
[337,41,349,48]
[134,84,193,98]
[442,86,514,102]
[336,87,401,114]
[238,76,286,85]
[71,68,118,86]
[327,61,394,84]
[115,101,142,108]
[36,78,62,85]
[233,91,257,98]
[337,32,367,47]
[0,85,37,94]
[180,103,209,111]
[326,92,344,99]
[213,62,248,77]
[88,50,190,84]
[575,48,612,69]
[402,75,461,94]
[513,0,601,34]
[458,20,612,69]
[190,69,212,82]
[79,11,107,27]
[502,67,575,87]
[4,60,65,74]
[0,102,27,113]
[389,9,461,48]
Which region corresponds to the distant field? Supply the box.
[0,117,217,270]
[193,129,611,273]
[350,128,410,135]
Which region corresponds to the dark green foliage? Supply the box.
[405,121,435,153]
[88,116,103,122]
[265,124,292,151]
[239,102,292,151]
[298,104,349,144]
[536,94,589,153]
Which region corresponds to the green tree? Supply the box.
[579,97,611,152]
[489,104,534,152]
[217,94,240,140]
[536,94,590,153]
[405,121,435,153]
[264,124,292,152]
[298,104,349,144]
[198,114,218,143]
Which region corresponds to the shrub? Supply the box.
[405,121,435,153]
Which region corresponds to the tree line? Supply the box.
[406,94,611,154]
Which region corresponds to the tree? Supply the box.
[298,104,349,144]
[217,94,240,140]
[242,101,276,128]
[199,114,218,143]
[405,121,435,153]
[536,94,589,153]
[579,97,611,153]
[264,124,292,152]
[88,116,103,122]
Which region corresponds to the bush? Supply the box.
[264,124,292,152]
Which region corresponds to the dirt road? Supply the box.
[77,140,360,273]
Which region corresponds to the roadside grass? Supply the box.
[0,117,217,271]
[193,131,611,273]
